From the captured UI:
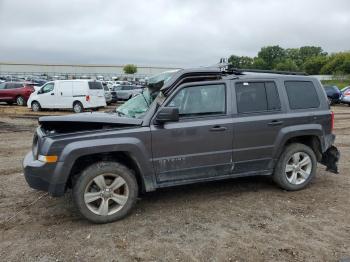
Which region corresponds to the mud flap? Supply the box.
[320,146,340,174]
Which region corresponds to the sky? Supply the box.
[0,0,349,67]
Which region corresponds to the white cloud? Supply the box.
[0,0,349,67]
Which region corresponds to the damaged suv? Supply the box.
[23,67,339,223]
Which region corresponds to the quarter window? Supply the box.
[168,84,226,117]
[235,82,281,113]
[285,81,320,109]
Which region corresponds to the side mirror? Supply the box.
[155,107,179,123]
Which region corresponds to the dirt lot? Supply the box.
[0,105,349,262]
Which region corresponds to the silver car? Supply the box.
[103,85,113,105]
[340,86,350,106]
[111,85,142,102]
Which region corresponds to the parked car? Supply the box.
[0,82,35,105]
[23,68,339,223]
[102,83,112,105]
[340,86,350,106]
[31,78,47,87]
[27,80,106,113]
[111,85,143,102]
[324,85,341,105]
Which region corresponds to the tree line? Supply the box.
[228,46,350,75]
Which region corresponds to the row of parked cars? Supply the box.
[324,85,350,106]
[0,79,145,112]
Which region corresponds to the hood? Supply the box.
[39,112,142,134]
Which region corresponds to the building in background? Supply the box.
[0,62,180,80]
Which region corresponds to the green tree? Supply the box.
[257,45,286,69]
[252,57,268,69]
[303,56,329,75]
[228,55,254,68]
[320,52,350,74]
[299,46,326,63]
[123,64,137,74]
[285,48,302,67]
[274,59,299,71]
[228,55,241,68]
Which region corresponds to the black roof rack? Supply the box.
[225,66,308,76]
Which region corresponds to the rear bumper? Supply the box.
[23,152,66,196]
[321,134,340,174]
[321,146,340,174]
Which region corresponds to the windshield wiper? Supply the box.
[116,110,127,117]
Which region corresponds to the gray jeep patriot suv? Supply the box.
[23,67,339,223]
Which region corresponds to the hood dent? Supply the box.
[39,112,142,134]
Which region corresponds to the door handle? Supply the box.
[210,126,227,132]
[268,120,283,126]
[50,93,54,95]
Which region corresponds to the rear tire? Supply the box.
[73,161,138,224]
[73,101,84,113]
[273,143,317,191]
[31,101,41,112]
[16,96,25,106]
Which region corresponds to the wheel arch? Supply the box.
[68,151,146,193]
[50,138,156,195]
[273,125,325,162]
[73,100,83,107]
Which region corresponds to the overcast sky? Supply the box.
[0,0,349,67]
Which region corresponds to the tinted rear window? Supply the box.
[235,81,280,113]
[285,81,320,109]
[88,82,103,90]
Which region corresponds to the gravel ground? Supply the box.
[0,105,349,262]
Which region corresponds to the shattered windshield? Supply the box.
[116,70,179,118]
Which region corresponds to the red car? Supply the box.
[0,82,35,106]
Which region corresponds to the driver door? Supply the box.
[150,82,234,185]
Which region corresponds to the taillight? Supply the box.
[86,95,90,102]
[331,111,334,132]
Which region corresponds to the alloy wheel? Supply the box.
[285,152,312,185]
[84,174,129,216]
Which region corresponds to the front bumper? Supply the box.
[23,152,66,196]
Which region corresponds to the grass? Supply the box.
[321,80,350,89]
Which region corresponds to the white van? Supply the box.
[27,80,106,113]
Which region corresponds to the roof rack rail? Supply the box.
[226,66,308,76]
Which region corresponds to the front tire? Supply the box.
[273,143,317,191]
[73,161,138,224]
[31,101,41,112]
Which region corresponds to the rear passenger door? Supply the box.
[232,80,285,174]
